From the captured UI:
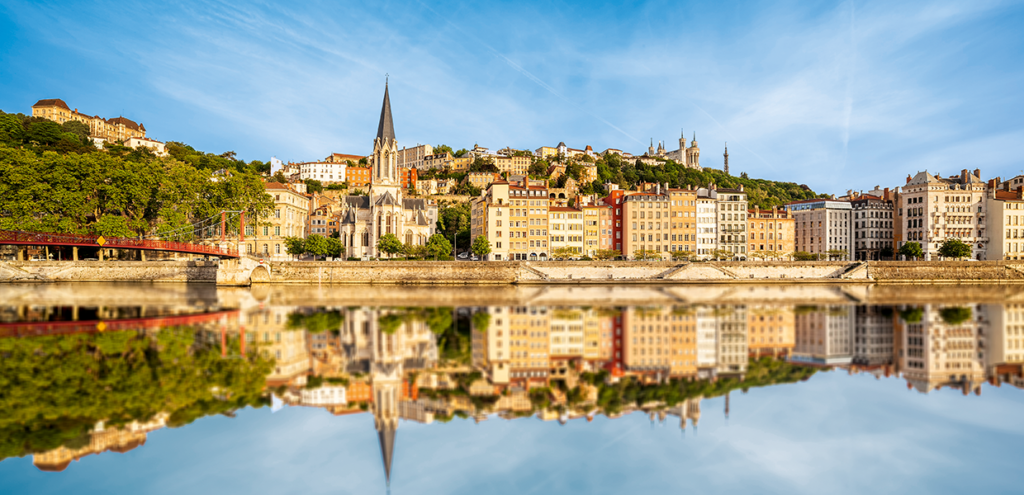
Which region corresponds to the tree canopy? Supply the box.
[0,110,274,237]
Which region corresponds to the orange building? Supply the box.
[399,167,418,190]
[746,305,796,358]
[747,207,795,258]
[347,167,372,188]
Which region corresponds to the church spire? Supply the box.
[376,79,395,142]
[378,425,397,487]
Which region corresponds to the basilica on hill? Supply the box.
[337,82,438,258]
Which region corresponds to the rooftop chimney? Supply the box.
[974,168,981,179]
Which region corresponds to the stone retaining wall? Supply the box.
[4,260,1024,285]
[0,260,217,283]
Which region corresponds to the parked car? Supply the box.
[457,252,469,259]
[471,255,479,261]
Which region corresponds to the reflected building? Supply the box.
[717,305,749,377]
[988,303,1024,388]
[33,415,168,472]
[898,304,988,394]
[853,306,896,368]
[622,306,700,378]
[793,306,854,366]
[747,305,796,359]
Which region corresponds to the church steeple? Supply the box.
[372,79,399,187]
[376,80,395,143]
[378,425,396,487]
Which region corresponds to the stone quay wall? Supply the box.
[4,259,1024,285]
[0,260,218,283]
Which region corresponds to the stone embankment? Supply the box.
[5,259,1024,286]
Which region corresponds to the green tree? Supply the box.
[426,233,453,260]
[939,306,973,326]
[880,246,894,259]
[900,306,924,323]
[92,214,135,238]
[472,311,491,332]
[938,238,972,260]
[326,237,343,259]
[633,249,662,260]
[304,179,323,194]
[529,159,549,177]
[25,121,63,144]
[437,201,472,248]
[305,234,330,260]
[899,242,923,260]
[553,247,576,260]
[711,249,734,261]
[827,249,849,261]
[61,120,91,140]
[284,236,306,258]
[792,251,818,261]
[376,233,403,259]
[594,249,621,260]
[471,235,491,257]
[434,144,455,156]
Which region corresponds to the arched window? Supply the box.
[263,244,269,254]
[406,230,414,245]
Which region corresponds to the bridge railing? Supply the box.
[0,230,238,257]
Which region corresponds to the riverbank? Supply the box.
[4,259,1024,285]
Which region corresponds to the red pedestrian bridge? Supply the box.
[0,309,242,339]
[0,229,239,259]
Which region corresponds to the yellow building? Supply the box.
[31,99,147,142]
[508,306,551,382]
[471,178,550,261]
[746,305,795,358]
[623,190,671,259]
[622,306,699,377]
[669,187,698,256]
[747,207,795,259]
[249,181,311,259]
[535,146,558,159]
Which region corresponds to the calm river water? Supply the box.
[1,283,1023,494]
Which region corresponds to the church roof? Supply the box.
[416,209,430,226]
[343,195,370,209]
[402,198,429,210]
[376,82,395,142]
[342,207,358,224]
[375,191,400,206]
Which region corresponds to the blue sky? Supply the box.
[1,0,1023,194]
[2,372,1023,494]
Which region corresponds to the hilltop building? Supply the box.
[31,98,147,143]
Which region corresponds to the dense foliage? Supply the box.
[573,356,818,416]
[0,328,274,460]
[0,109,273,237]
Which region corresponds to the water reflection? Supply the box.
[1,284,1023,487]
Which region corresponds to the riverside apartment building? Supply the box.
[471,178,550,261]
[787,198,854,260]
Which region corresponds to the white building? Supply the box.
[298,161,347,183]
[787,199,854,260]
[695,188,719,259]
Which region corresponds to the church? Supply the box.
[338,82,438,258]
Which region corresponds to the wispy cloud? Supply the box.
[1,0,1022,194]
